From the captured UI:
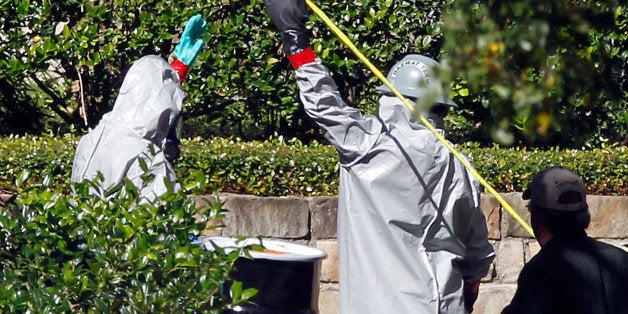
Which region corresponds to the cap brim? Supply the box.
[376,84,396,96]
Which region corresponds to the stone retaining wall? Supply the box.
[1,191,625,313]
[197,193,628,314]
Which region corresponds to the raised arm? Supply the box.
[264,0,383,163]
[172,14,207,82]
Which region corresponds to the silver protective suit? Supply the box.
[71,55,183,200]
[295,58,495,313]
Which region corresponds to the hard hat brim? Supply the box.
[376,84,458,108]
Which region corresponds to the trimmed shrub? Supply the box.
[462,143,627,195]
[1,134,626,196]
[178,136,339,196]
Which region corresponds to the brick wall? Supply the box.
[197,193,628,314]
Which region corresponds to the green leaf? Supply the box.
[62,262,77,284]
[230,281,243,302]
[138,157,149,172]
[241,288,258,301]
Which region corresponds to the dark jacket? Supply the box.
[503,232,628,314]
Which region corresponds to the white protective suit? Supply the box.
[295,58,496,313]
[71,55,183,200]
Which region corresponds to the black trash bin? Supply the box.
[196,236,327,314]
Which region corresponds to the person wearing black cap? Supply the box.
[503,166,628,314]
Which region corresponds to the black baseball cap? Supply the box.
[522,166,587,212]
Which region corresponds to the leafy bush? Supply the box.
[1,0,450,139]
[178,136,339,196]
[442,0,626,147]
[3,0,622,147]
[1,134,626,196]
[0,133,77,192]
[0,170,256,312]
[462,143,627,195]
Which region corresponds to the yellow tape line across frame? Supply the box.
[305,0,535,237]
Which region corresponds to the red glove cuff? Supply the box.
[464,280,481,293]
[287,47,316,70]
[170,59,189,83]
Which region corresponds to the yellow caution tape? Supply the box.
[305,0,534,236]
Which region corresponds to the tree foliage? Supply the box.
[0,0,625,147]
[441,0,627,147]
[0,0,197,133]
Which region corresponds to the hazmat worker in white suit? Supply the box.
[71,15,206,200]
[265,1,496,313]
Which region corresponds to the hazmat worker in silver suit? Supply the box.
[265,1,496,313]
[71,15,206,201]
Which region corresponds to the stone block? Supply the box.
[474,284,517,314]
[317,240,339,283]
[586,195,628,239]
[318,283,339,314]
[495,238,525,283]
[194,194,219,208]
[481,194,502,240]
[310,196,338,239]
[524,239,541,262]
[501,193,534,238]
[598,239,628,252]
[220,193,310,238]
[503,194,628,240]
[482,261,496,283]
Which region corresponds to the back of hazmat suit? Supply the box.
[265,1,496,313]
[71,55,184,200]
[72,14,207,201]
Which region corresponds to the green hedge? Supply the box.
[1,135,626,196]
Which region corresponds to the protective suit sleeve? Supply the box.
[287,47,316,69]
[457,204,496,281]
[449,164,495,281]
[295,58,384,163]
[71,55,183,201]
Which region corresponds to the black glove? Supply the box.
[463,280,480,313]
[163,138,180,163]
[464,290,478,312]
[163,122,181,163]
[265,0,310,55]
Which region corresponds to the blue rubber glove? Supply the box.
[174,14,207,66]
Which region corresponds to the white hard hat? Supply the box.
[376,54,456,107]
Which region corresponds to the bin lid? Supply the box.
[194,236,327,262]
